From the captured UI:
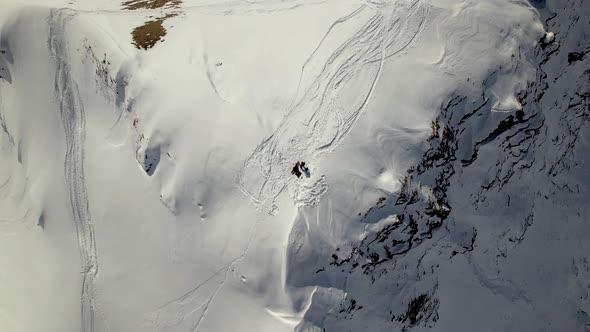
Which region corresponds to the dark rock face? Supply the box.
[312,1,590,331]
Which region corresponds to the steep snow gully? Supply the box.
[0,0,589,331]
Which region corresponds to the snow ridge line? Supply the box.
[47,9,102,332]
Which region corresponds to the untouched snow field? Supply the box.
[0,0,589,331]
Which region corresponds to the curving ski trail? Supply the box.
[148,204,262,331]
[237,0,429,212]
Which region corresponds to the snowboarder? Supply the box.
[300,162,309,173]
[291,162,302,178]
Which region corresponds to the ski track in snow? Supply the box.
[147,210,260,331]
[236,0,429,213]
[48,9,103,332]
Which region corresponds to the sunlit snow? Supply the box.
[0,0,589,331]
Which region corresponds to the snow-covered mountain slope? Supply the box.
[0,0,588,331]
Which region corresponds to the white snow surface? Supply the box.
[0,0,589,331]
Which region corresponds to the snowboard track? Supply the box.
[236,0,429,212]
[48,9,104,332]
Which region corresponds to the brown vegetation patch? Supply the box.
[124,0,181,50]
[131,14,176,50]
[123,0,181,10]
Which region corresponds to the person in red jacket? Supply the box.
[291,162,302,178]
